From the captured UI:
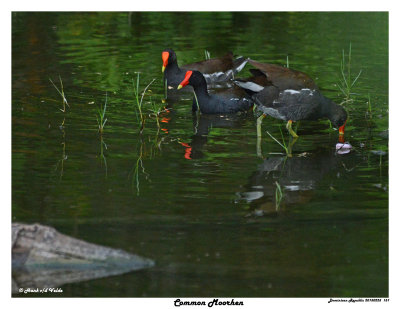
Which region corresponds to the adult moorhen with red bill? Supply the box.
[234,81,347,138]
[162,49,248,87]
[177,70,254,114]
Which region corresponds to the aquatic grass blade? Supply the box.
[49,75,69,112]
[132,72,156,132]
[266,130,287,153]
[338,43,362,102]
[97,92,108,133]
[275,181,283,211]
[350,69,363,88]
[193,90,200,113]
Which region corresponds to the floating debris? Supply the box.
[336,142,352,155]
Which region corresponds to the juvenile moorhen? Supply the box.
[236,83,347,138]
[240,59,319,91]
[177,70,254,114]
[162,48,248,87]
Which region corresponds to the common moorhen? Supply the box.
[235,83,347,138]
[241,59,319,91]
[162,48,248,87]
[177,70,254,114]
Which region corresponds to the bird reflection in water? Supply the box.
[179,113,251,160]
[237,149,356,216]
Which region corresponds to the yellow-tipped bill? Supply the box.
[177,71,193,90]
[162,51,169,73]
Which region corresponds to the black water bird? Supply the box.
[177,70,254,114]
[240,59,319,92]
[162,48,248,87]
[234,81,347,138]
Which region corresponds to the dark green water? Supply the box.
[12,12,388,297]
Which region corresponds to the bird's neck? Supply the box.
[321,97,336,118]
[191,79,211,112]
[193,78,210,102]
[165,60,181,74]
[322,98,345,126]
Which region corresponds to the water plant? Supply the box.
[193,90,200,114]
[275,181,283,211]
[50,75,70,127]
[148,95,168,130]
[164,78,168,100]
[133,152,142,196]
[54,130,67,181]
[266,125,298,157]
[99,136,108,178]
[148,101,162,129]
[49,75,69,113]
[133,72,156,133]
[366,93,373,120]
[266,129,287,153]
[96,92,108,134]
[266,126,290,154]
[337,43,362,104]
[131,142,150,196]
[204,50,211,60]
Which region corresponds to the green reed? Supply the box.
[266,126,288,154]
[99,136,108,177]
[193,90,200,114]
[275,181,283,211]
[50,75,70,127]
[49,75,69,113]
[96,92,108,134]
[337,43,362,104]
[133,72,156,133]
[366,93,372,120]
[148,96,164,129]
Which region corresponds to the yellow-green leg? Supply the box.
[256,114,266,158]
[256,135,262,158]
[286,135,298,157]
[286,120,298,138]
[256,114,266,138]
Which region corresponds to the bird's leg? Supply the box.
[256,114,266,138]
[287,136,299,157]
[256,136,262,158]
[256,114,266,158]
[286,120,298,138]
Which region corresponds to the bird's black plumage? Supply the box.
[179,70,254,114]
[162,48,248,87]
[251,86,347,128]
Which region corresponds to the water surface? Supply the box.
[12,12,388,297]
